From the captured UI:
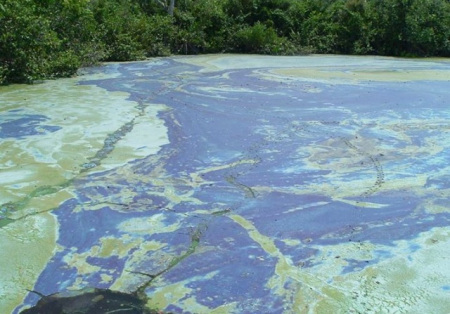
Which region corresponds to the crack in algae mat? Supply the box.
[1,55,450,313]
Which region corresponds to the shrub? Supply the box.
[405,0,450,56]
[233,22,278,53]
[139,15,175,56]
[92,0,148,61]
[46,50,82,78]
[0,65,6,85]
[0,1,61,83]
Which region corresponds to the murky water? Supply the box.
[1,55,449,313]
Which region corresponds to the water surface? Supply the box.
[1,55,449,313]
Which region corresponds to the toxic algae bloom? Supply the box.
[1,55,449,313]
[0,64,169,313]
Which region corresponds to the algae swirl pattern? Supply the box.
[1,55,449,313]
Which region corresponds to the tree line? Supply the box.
[1,0,449,84]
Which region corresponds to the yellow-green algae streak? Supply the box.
[0,72,169,312]
[229,214,349,312]
[229,214,450,313]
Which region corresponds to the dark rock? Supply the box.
[21,288,158,314]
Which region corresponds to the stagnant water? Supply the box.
[1,55,449,313]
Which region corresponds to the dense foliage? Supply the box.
[1,0,449,84]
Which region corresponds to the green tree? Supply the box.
[405,0,450,56]
[91,0,148,61]
[0,0,67,83]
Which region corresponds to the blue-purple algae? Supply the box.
[1,55,449,313]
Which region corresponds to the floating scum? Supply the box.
[0,55,449,313]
